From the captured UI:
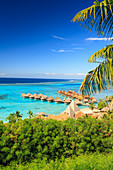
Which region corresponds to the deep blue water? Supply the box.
[0,77,82,84]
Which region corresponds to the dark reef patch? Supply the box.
[0,94,8,100]
[0,107,6,110]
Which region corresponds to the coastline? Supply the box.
[0,78,113,123]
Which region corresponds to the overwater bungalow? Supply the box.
[27,93,31,96]
[62,90,65,94]
[54,97,63,103]
[34,93,37,96]
[64,97,71,105]
[72,94,78,98]
[47,96,54,102]
[65,92,68,97]
[77,95,83,100]
[83,98,89,103]
[58,90,62,93]
[92,98,97,103]
[84,95,90,99]
[29,95,34,99]
[71,94,74,97]
[67,92,71,96]
[72,91,76,94]
[21,93,25,97]
[38,94,44,98]
[23,94,30,98]
[75,99,83,105]
[34,95,40,100]
[41,95,47,101]
[90,96,95,100]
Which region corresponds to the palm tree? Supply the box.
[27,111,33,118]
[72,0,113,95]
[89,102,95,110]
[16,111,23,121]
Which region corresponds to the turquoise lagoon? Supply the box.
[0,79,113,122]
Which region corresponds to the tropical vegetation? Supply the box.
[72,0,113,95]
[1,153,113,170]
[0,112,113,167]
[97,99,107,109]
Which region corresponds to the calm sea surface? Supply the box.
[0,78,113,122]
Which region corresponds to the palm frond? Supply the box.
[72,0,113,37]
[88,45,113,63]
[80,58,113,95]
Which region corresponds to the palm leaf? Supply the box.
[72,0,113,37]
[80,58,113,95]
[88,45,113,63]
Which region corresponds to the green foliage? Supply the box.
[27,111,33,119]
[89,102,95,110]
[72,0,113,37]
[1,114,113,166]
[1,153,113,169]
[6,111,23,123]
[97,99,107,109]
[72,0,113,95]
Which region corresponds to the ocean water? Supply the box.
[0,78,113,122]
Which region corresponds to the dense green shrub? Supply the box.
[1,153,113,170]
[1,115,113,166]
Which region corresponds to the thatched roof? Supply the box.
[83,99,89,103]
[54,97,63,103]
[27,93,31,96]
[34,93,37,96]
[90,96,95,100]
[41,95,47,100]
[34,95,40,100]
[64,98,71,104]
[47,113,69,121]
[72,94,78,98]
[92,98,97,103]
[38,94,44,98]
[84,95,90,99]
[70,94,73,97]
[23,94,30,98]
[75,112,85,119]
[70,100,80,113]
[47,96,54,101]
[36,112,48,117]
[101,107,109,112]
[77,95,83,100]
[68,106,75,118]
[64,100,80,115]
[21,93,25,97]
[58,90,62,93]
[29,95,34,99]
[75,99,82,105]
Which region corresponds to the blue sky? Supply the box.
[0,0,112,79]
